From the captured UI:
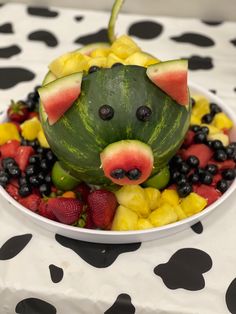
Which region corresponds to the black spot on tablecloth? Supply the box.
[191,221,203,234]
[154,248,212,290]
[230,39,236,47]
[0,45,21,58]
[171,33,215,47]
[183,55,213,70]
[226,278,236,313]
[209,89,217,94]
[234,87,236,93]
[0,67,35,89]
[105,294,135,314]
[75,15,84,22]
[0,234,32,260]
[49,264,64,283]
[0,3,5,7]
[15,298,56,314]
[28,30,58,47]
[0,22,14,33]
[74,28,109,45]
[27,6,58,17]
[202,20,223,26]
[55,234,141,268]
[128,21,163,39]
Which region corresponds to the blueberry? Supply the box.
[37,172,46,184]
[207,140,213,148]
[188,173,200,184]
[126,168,141,180]
[176,174,188,186]
[214,149,227,162]
[18,176,29,186]
[216,179,229,193]
[2,157,16,170]
[98,105,114,120]
[194,132,207,143]
[225,146,235,158]
[205,164,218,175]
[210,102,222,115]
[36,146,46,155]
[178,162,190,174]
[222,169,236,181]
[200,126,209,134]
[26,98,36,111]
[29,175,41,187]
[201,114,214,124]
[136,106,152,122]
[8,165,21,178]
[25,164,39,176]
[88,66,100,74]
[21,138,28,146]
[27,91,39,102]
[46,150,56,164]
[111,62,123,68]
[39,183,51,196]
[191,125,201,133]
[177,183,193,197]
[0,170,10,187]
[44,174,52,184]
[170,155,183,167]
[186,156,199,168]
[199,172,213,185]
[28,140,39,149]
[171,170,181,182]
[212,140,224,150]
[19,184,32,197]
[111,168,126,179]
[29,155,41,165]
[40,159,51,173]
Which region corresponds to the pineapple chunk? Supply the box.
[115,185,150,217]
[137,218,153,230]
[49,51,90,77]
[90,47,111,58]
[149,203,178,227]
[191,96,210,118]
[143,187,161,211]
[87,57,107,69]
[160,189,180,207]
[21,117,42,141]
[190,114,201,125]
[125,51,159,67]
[111,35,140,59]
[0,123,20,145]
[106,53,125,67]
[212,112,233,130]
[174,205,187,220]
[37,129,50,148]
[111,205,138,231]
[207,132,229,146]
[180,192,207,217]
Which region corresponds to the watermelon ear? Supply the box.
[38,72,83,125]
[146,59,189,106]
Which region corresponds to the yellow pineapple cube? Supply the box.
[174,205,187,220]
[87,57,107,69]
[21,117,42,141]
[125,51,159,67]
[111,205,139,231]
[191,96,210,118]
[190,114,201,125]
[212,112,233,130]
[90,47,111,58]
[180,192,207,217]
[143,187,161,211]
[115,185,150,217]
[207,132,229,146]
[37,130,50,148]
[111,35,140,59]
[0,123,20,145]
[149,203,178,227]
[137,218,153,230]
[106,53,125,67]
[160,189,180,207]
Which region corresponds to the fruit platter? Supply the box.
[1,0,236,243]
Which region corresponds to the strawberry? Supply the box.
[19,194,41,212]
[74,182,91,203]
[208,159,235,170]
[38,199,58,221]
[27,111,39,120]
[182,144,214,168]
[194,184,221,205]
[47,197,83,224]
[211,173,222,187]
[5,183,21,201]
[87,189,118,229]
[7,100,28,123]
[182,130,195,147]
[15,146,35,171]
[0,140,20,159]
[84,207,95,229]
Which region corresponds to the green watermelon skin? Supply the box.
[40,65,191,185]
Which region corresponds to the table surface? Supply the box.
[0,3,236,314]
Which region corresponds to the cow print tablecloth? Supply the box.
[0,3,236,314]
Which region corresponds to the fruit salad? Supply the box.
[0,0,236,232]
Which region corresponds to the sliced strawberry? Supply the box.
[88,189,118,229]
[182,144,214,168]
[47,197,83,225]
[5,183,21,201]
[0,140,20,159]
[194,184,221,205]
[19,194,41,212]
[182,130,195,147]
[208,159,235,170]
[15,146,35,171]
[38,199,58,221]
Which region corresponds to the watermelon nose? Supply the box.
[100,139,154,185]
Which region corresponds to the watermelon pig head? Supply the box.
[39,62,191,186]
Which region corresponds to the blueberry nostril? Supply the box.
[126,168,141,180]
[110,168,126,179]
[136,105,152,121]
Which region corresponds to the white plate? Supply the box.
[1,82,236,244]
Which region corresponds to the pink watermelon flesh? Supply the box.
[39,72,82,125]
[100,140,154,185]
[147,60,189,106]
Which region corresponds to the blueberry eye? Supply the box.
[98,105,114,120]
[136,105,152,121]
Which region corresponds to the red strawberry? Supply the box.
[5,183,21,201]
[15,146,35,171]
[74,182,91,203]
[19,194,41,212]
[84,207,95,229]
[28,111,39,120]
[182,144,214,167]
[0,140,20,159]
[7,100,28,122]
[208,159,235,170]
[211,173,222,187]
[47,197,83,224]
[194,184,221,205]
[182,130,195,147]
[38,199,58,221]
[87,189,118,229]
